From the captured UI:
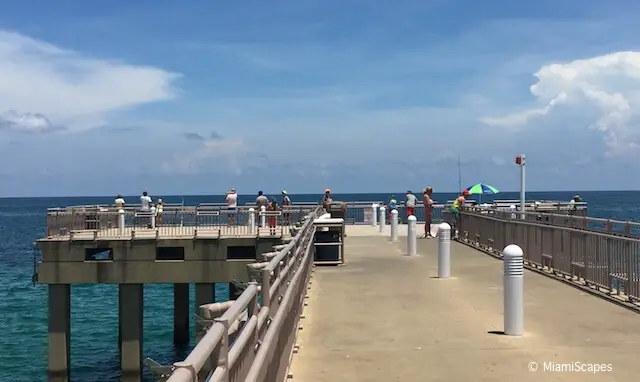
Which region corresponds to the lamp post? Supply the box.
[515,154,525,219]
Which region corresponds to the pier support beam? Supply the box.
[48,284,70,382]
[173,283,190,347]
[119,284,143,382]
[195,283,214,342]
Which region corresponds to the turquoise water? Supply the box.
[0,191,637,381]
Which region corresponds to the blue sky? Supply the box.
[1,0,640,196]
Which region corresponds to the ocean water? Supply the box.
[0,190,638,382]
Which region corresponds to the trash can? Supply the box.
[327,202,346,219]
[313,217,345,265]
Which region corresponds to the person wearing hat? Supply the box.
[155,198,164,226]
[281,190,291,225]
[322,188,333,210]
[387,194,398,223]
[449,189,470,237]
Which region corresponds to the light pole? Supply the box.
[515,154,525,219]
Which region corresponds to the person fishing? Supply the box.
[449,189,470,237]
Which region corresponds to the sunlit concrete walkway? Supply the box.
[288,225,640,382]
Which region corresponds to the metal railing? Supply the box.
[147,207,322,382]
[44,205,317,239]
[455,208,640,302]
[459,207,640,238]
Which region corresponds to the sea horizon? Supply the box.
[0,189,638,200]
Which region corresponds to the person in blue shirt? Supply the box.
[388,194,398,223]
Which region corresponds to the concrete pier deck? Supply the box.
[289,226,640,382]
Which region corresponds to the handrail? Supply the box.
[162,207,321,382]
[455,208,640,303]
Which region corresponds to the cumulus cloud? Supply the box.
[480,51,640,155]
[0,30,180,132]
[162,135,249,175]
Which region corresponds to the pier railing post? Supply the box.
[503,244,524,335]
[248,208,255,234]
[260,206,266,228]
[371,203,378,226]
[150,206,156,229]
[118,209,125,236]
[390,209,398,242]
[438,223,451,278]
[379,206,386,232]
[407,215,417,255]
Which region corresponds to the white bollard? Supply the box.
[390,209,398,242]
[248,208,256,234]
[407,215,417,255]
[118,209,126,235]
[371,203,378,226]
[503,244,524,336]
[378,206,386,232]
[509,205,517,219]
[260,206,266,228]
[438,223,451,278]
[150,206,157,229]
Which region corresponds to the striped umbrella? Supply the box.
[465,183,500,195]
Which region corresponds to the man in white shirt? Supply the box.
[226,188,238,224]
[140,191,152,211]
[140,191,152,228]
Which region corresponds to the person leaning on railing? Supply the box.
[449,189,470,237]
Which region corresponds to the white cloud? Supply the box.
[161,137,249,175]
[0,30,180,131]
[479,51,640,155]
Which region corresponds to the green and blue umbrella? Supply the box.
[464,183,499,203]
[465,183,500,195]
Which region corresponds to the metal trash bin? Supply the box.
[313,217,345,265]
[326,202,346,219]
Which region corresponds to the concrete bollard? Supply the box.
[248,208,255,234]
[390,209,398,242]
[371,203,378,226]
[378,206,386,232]
[503,244,524,336]
[407,215,417,255]
[150,206,157,229]
[438,223,451,278]
[260,206,266,228]
[118,209,126,235]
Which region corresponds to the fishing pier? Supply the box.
[35,200,640,381]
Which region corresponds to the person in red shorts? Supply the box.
[405,190,417,219]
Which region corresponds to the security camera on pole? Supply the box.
[514,154,526,219]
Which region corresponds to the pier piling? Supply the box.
[173,283,190,346]
[118,284,144,382]
[378,206,386,232]
[47,284,70,382]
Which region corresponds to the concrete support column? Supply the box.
[48,284,70,382]
[195,283,214,342]
[119,284,144,382]
[173,283,190,347]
